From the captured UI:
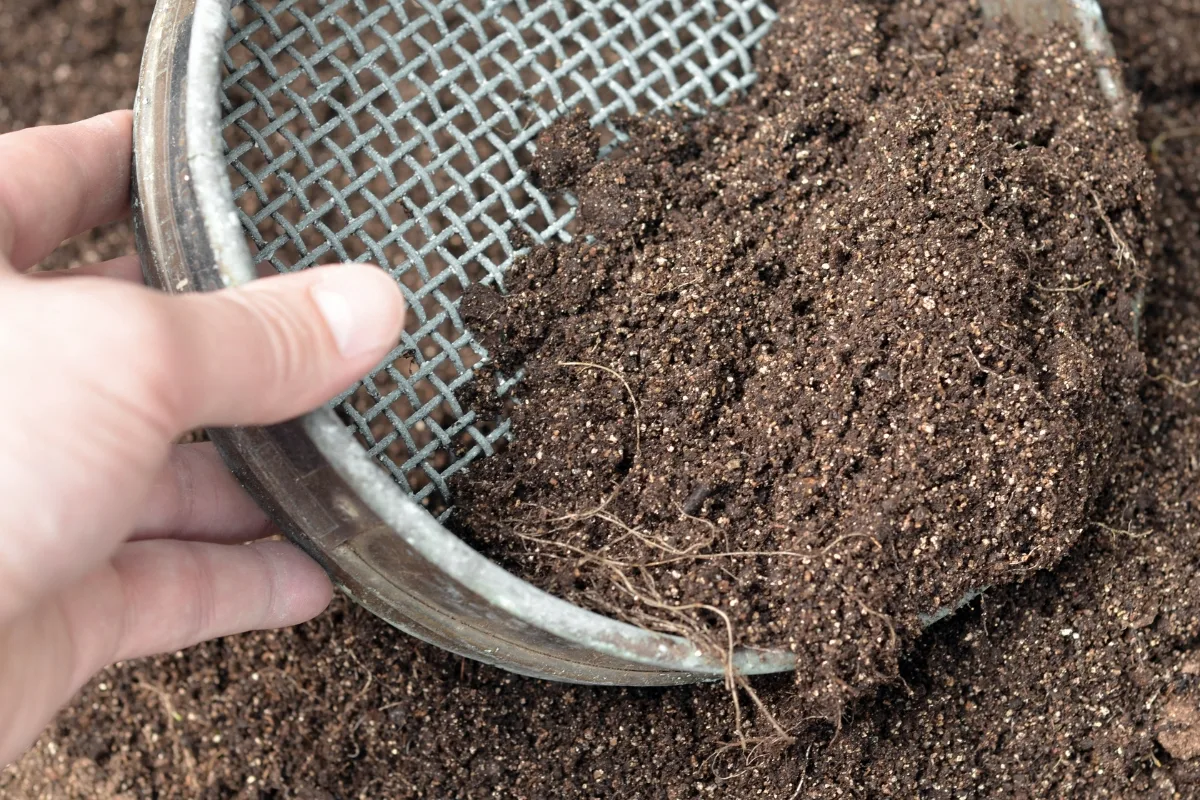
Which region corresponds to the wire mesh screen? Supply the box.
[219,0,776,516]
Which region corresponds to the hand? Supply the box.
[0,112,405,764]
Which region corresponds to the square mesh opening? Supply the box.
[219,0,775,517]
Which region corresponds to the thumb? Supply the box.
[161,263,405,430]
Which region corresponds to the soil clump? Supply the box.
[8,1,1200,798]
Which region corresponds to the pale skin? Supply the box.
[0,111,406,764]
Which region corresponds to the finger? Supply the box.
[133,442,273,543]
[72,539,332,672]
[0,264,397,616]
[158,263,405,430]
[26,254,142,283]
[110,539,333,662]
[0,112,133,271]
[0,540,332,760]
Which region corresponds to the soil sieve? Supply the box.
[131,0,1127,685]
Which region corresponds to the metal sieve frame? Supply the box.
[132,0,797,685]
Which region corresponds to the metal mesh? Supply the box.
[219,0,775,516]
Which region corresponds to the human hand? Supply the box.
[0,112,405,764]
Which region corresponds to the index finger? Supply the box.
[0,111,134,271]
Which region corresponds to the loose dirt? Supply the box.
[6,0,1200,798]
[453,0,1153,712]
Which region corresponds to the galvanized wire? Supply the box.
[219,0,775,515]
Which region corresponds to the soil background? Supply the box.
[3,0,1200,798]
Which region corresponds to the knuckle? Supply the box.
[233,286,319,392]
[177,544,218,647]
[39,282,185,435]
[165,447,200,534]
[250,542,281,624]
[105,293,186,432]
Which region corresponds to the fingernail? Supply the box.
[310,265,402,359]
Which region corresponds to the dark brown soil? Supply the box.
[453,0,1153,712]
[526,110,601,194]
[8,0,1200,799]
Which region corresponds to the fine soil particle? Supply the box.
[9,0,1200,799]
[452,0,1154,712]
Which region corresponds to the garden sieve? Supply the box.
[132,0,1126,685]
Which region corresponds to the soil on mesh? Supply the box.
[11,0,1200,799]
[450,0,1154,710]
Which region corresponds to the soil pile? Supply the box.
[453,0,1153,710]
